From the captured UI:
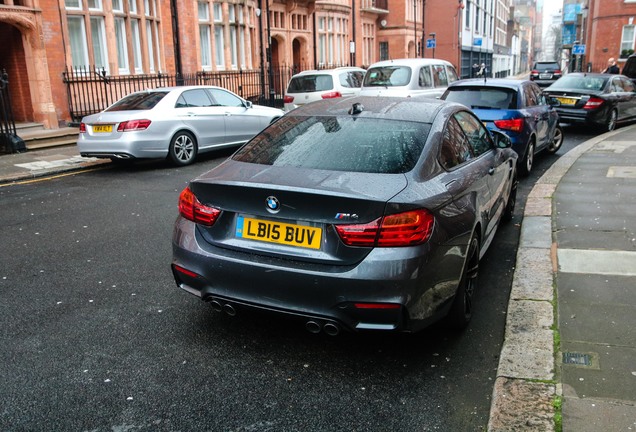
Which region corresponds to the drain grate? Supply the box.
[563,352,592,366]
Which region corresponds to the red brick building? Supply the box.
[585,0,636,72]
[0,0,488,132]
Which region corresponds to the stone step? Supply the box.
[18,127,80,150]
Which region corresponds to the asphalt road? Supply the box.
[0,125,596,431]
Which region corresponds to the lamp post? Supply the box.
[414,0,418,57]
[265,0,275,106]
[429,32,436,59]
[255,3,265,105]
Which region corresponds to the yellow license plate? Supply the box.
[236,216,322,249]
[92,124,113,133]
[556,97,576,106]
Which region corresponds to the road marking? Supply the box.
[558,249,636,276]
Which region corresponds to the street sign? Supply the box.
[572,44,586,55]
[474,38,482,46]
[426,39,436,49]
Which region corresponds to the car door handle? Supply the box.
[488,167,495,175]
[224,112,232,116]
[186,112,196,117]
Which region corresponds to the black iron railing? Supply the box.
[62,65,316,124]
[0,69,26,154]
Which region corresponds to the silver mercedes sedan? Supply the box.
[171,96,518,335]
[77,86,284,166]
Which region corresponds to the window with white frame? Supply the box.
[67,16,89,69]
[621,25,635,53]
[199,1,213,70]
[114,17,129,73]
[317,16,348,66]
[214,3,225,69]
[130,19,142,73]
[66,0,161,75]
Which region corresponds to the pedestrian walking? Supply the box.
[603,57,620,74]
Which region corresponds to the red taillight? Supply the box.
[354,303,401,309]
[335,209,434,247]
[530,70,539,75]
[79,122,86,133]
[583,97,605,110]
[117,119,152,132]
[321,91,342,99]
[178,187,221,226]
[173,264,199,278]
[554,70,562,76]
[283,95,294,104]
[494,118,524,133]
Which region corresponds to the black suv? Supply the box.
[529,62,562,87]
[621,54,636,83]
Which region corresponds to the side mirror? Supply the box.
[491,130,512,149]
[244,100,253,109]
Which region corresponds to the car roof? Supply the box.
[367,58,454,68]
[286,95,462,123]
[447,78,529,90]
[564,72,619,77]
[291,67,366,77]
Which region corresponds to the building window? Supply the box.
[199,1,212,70]
[66,0,161,75]
[317,15,348,66]
[621,25,635,54]
[379,41,389,61]
[115,17,129,73]
[363,23,375,66]
[67,16,90,69]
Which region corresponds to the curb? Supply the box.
[0,157,110,186]
[487,124,636,431]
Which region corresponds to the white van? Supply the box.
[359,58,459,99]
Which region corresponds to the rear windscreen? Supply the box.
[444,87,518,110]
[232,115,430,174]
[363,66,412,87]
[287,75,334,93]
[548,76,608,91]
[534,63,559,72]
[105,92,168,111]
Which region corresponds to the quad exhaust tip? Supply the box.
[305,320,340,336]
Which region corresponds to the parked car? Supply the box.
[171,96,518,334]
[529,61,562,87]
[621,53,636,83]
[78,86,284,166]
[283,67,366,112]
[359,58,459,99]
[441,78,563,176]
[544,72,636,132]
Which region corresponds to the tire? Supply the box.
[546,124,563,154]
[518,139,535,177]
[502,174,518,223]
[447,235,480,329]
[601,109,618,133]
[168,131,197,166]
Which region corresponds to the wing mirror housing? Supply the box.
[491,130,513,149]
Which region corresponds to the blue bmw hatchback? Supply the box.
[442,78,563,176]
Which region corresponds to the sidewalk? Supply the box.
[0,145,110,185]
[1,131,635,431]
[489,124,636,431]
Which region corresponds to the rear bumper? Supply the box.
[555,107,607,125]
[171,217,466,333]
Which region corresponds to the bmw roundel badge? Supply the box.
[266,196,280,213]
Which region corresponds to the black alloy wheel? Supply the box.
[519,139,535,177]
[169,131,198,166]
[603,108,618,133]
[502,175,518,223]
[547,124,564,154]
[447,235,480,329]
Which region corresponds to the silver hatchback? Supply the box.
[78,86,284,166]
[283,67,366,111]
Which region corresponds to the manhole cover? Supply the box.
[563,352,592,366]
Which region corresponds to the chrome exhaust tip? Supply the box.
[305,321,322,334]
[222,303,237,316]
[323,323,340,336]
[209,300,223,313]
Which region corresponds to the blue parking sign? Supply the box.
[426,39,436,49]
[572,44,586,55]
